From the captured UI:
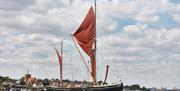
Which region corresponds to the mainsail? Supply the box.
[73,6,96,84]
[55,47,63,81]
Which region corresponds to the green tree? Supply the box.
[130,84,141,90]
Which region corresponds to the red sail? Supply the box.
[55,48,62,81]
[73,6,95,57]
[73,6,96,84]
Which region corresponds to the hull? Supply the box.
[10,85,45,91]
[46,84,123,91]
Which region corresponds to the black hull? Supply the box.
[46,84,123,91]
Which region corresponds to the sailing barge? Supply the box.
[47,2,123,91]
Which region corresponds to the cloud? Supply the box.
[172,13,180,23]
[97,23,180,87]
[0,0,35,11]
[135,15,160,23]
[172,4,180,23]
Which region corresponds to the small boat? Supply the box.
[47,1,123,91]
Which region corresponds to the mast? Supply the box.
[92,0,97,84]
[60,41,63,81]
[103,65,109,85]
[55,42,63,81]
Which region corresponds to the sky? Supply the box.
[0,0,180,89]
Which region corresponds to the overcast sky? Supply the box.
[0,0,180,89]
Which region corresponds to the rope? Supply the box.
[71,36,92,75]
